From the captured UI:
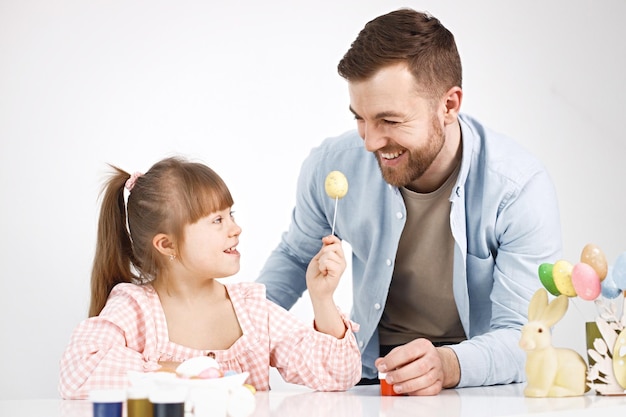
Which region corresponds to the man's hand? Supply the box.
[374,339,461,395]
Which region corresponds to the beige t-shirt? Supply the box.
[378,165,466,346]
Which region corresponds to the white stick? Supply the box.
[331,196,338,235]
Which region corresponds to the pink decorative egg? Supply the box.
[571,262,601,300]
[197,367,223,379]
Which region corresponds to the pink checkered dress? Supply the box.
[59,282,361,399]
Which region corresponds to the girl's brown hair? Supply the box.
[88,156,234,316]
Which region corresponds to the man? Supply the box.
[257,8,562,395]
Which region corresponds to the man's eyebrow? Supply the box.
[374,111,403,119]
[348,106,403,119]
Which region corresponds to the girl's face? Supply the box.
[178,207,241,279]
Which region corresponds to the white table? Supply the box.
[2,383,626,417]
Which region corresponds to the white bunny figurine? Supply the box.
[518,288,588,397]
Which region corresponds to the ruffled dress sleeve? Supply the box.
[58,283,159,399]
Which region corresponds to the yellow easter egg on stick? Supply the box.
[325,170,348,235]
[325,171,348,199]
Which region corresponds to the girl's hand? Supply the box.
[306,235,347,338]
[306,235,346,302]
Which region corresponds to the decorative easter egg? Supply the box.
[571,262,601,300]
[612,329,626,388]
[324,171,348,199]
[612,252,626,290]
[580,243,608,281]
[601,267,623,299]
[552,260,577,297]
[538,263,560,296]
[176,356,220,378]
[197,367,223,379]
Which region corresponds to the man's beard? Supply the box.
[375,117,445,188]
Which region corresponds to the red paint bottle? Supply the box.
[379,372,401,396]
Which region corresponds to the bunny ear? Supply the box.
[528,288,548,321]
[539,294,569,327]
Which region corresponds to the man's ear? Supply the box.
[442,86,462,125]
[153,233,176,257]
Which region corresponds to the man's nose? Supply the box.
[362,123,386,152]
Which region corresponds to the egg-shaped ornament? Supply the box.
[325,170,349,235]
[580,243,608,281]
[552,260,577,297]
[571,262,601,301]
[612,252,626,290]
[538,263,560,296]
[325,171,349,199]
[601,267,623,299]
[176,356,220,378]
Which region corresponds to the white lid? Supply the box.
[378,372,387,379]
[126,385,150,399]
[89,389,126,403]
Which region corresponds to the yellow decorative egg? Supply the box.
[552,260,577,297]
[324,171,348,199]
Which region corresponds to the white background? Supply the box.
[1,0,625,400]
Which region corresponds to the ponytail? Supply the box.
[88,166,136,317]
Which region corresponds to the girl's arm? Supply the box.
[266,295,361,391]
[305,235,347,339]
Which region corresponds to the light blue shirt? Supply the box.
[257,114,562,387]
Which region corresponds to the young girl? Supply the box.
[59,156,361,399]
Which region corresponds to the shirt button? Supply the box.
[396,212,403,219]
[359,340,364,348]
[386,259,392,266]
[374,303,381,310]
